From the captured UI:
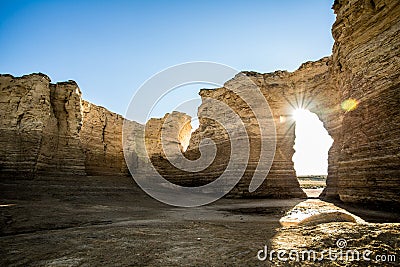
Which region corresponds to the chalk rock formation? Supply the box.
[80,100,128,175]
[143,111,219,186]
[145,111,192,158]
[180,59,334,198]
[0,74,86,177]
[321,0,400,203]
[190,0,399,203]
[0,74,141,178]
[0,0,399,205]
[146,59,332,198]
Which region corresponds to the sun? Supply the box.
[293,108,308,121]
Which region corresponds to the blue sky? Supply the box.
[0,0,335,117]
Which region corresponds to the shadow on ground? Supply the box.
[0,176,303,266]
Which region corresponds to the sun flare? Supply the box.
[291,108,334,176]
[293,108,308,121]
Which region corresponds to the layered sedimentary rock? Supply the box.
[0,74,86,177]
[81,100,128,176]
[38,80,87,176]
[1,0,399,204]
[145,59,333,198]
[320,0,400,203]
[182,0,400,202]
[0,73,50,178]
[147,109,236,188]
[145,111,192,158]
[142,111,231,188]
[0,74,135,178]
[181,58,333,198]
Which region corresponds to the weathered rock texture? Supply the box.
[147,109,236,188]
[143,59,332,198]
[279,199,363,227]
[145,111,192,158]
[179,0,400,203]
[0,0,399,204]
[0,74,86,177]
[80,100,128,176]
[184,73,317,198]
[243,59,341,200]
[320,0,400,204]
[268,222,400,266]
[0,74,134,178]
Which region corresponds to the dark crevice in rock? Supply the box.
[16,113,23,130]
[101,113,107,153]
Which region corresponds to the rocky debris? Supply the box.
[268,222,400,266]
[279,199,364,227]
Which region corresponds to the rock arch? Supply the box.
[0,0,398,206]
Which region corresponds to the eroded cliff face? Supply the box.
[0,74,86,177]
[0,73,48,178]
[182,58,334,198]
[142,111,222,187]
[145,112,192,158]
[80,100,129,176]
[142,58,334,198]
[0,74,135,178]
[182,0,399,203]
[0,0,399,204]
[321,0,400,203]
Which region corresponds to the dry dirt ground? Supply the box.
[298,177,326,198]
[0,176,398,266]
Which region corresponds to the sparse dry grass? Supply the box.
[297,176,326,189]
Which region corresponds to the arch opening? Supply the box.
[292,109,333,198]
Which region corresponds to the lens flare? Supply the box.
[293,108,308,121]
[341,98,359,112]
